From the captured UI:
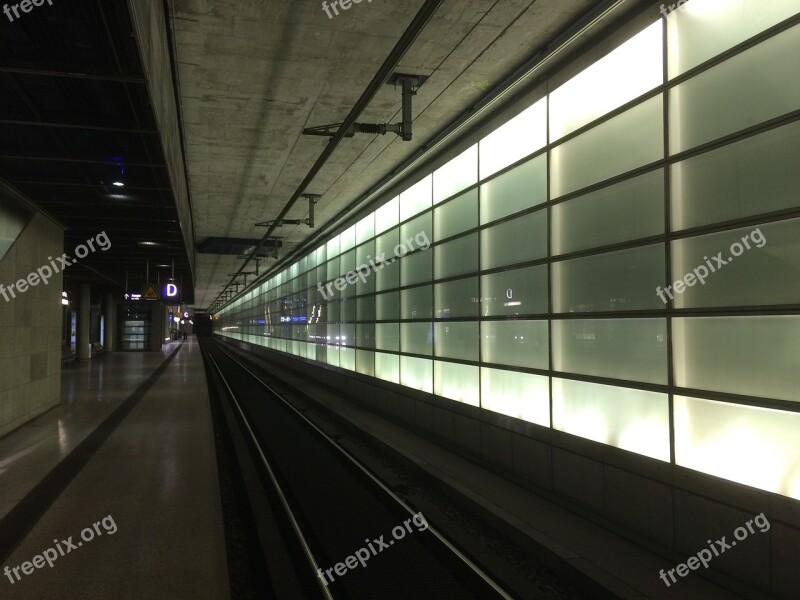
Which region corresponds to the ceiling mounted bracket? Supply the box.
[255,194,320,229]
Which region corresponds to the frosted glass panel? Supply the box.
[327,235,340,258]
[673,316,800,402]
[376,323,399,351]
[480,368,549,426]
[375,196,399,234]
[326,257,340,281]
[672,122,800,230]
[553,244,665,312]
[376,291,399,320]
[479,97,547,178]
[435,188,478,241]
[670,26,800,154]
[356,213,374,244]
[376,228,399,259]
[670,219,800,308]
[434,322,478,361]
[481,210,547,270]
[553,318,667,384]
[667,0,800,78]
[551,95,663,198]
[434,362,479,406]
[400,175,432,221]
[433,145,478,204]
[401,286,432,319]
[675,396,800,501]
[434,277,479,318]
[356,350,375,376]
[435,233,478,279]
[481,320,548,369]
[375,352,400,384]
[375,257,400,292]
[340,346,356,371]
[400,213,433,256]
[552,169,664,255]
[400,356,433,393]
[401,322,433,355]
[553,378,670,461]
[357,297,375,322]
[480,155,547,225]
[550,22,663,140]
[340,225,356,253]
[340,249,356,275]
[481,265,548,316]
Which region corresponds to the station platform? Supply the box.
[0,338,229,600]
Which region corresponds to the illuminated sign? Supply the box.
[165,283,178,298]
[280,316,308,323]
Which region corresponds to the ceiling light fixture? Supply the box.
[112,181,125,187]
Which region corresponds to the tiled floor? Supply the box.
[0,338,229,599]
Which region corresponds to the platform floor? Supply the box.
[0,338,229,600]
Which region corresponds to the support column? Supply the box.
[103,292,116,353]
[76,284,91,360]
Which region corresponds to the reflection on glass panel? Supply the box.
[435,233,478,279]
[377,228,399,259]
[340,323,355,346]
[481,210,547,270]
[480,367,549,426]
[666,0,800,78]
[340,346,355,371]
[375,196,399,234]
[433,145,478,204]
[670,219,800,308]
[481,320,548,369]
[675,396,800,501]
[553,378,670,461]
[356,213,374,244]
[356,350,375,376]
[552,318,667,384]
[480,98,547,178]
[400,175,432,221]
[551,95,663,198]
[434,361,479,406]
[672,122,800,230]
[376,257,400,292]
[376,323,399,352]
[434,322,478,361]
[400,212,432,251]
[552,244,665,312]
[481,265,548,316]
[376,291,399,320]
[552,169,664,255]
[435,188,478,241]
[550,22,663,141]
[401,286,432,319]
[434,277,478,318]
[401,322,433,355]
[670,26,800,154]
[673,316,800,402]
[400,356,433,393]
[480,155,547,225]
[375,352,400,384]
[401,248,432,287]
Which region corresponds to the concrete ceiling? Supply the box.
[171,0,599,309]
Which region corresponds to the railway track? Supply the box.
[200,338,514,600]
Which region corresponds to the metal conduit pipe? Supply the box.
[210,0,444,312]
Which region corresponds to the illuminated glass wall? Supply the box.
[218,1,800,501]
